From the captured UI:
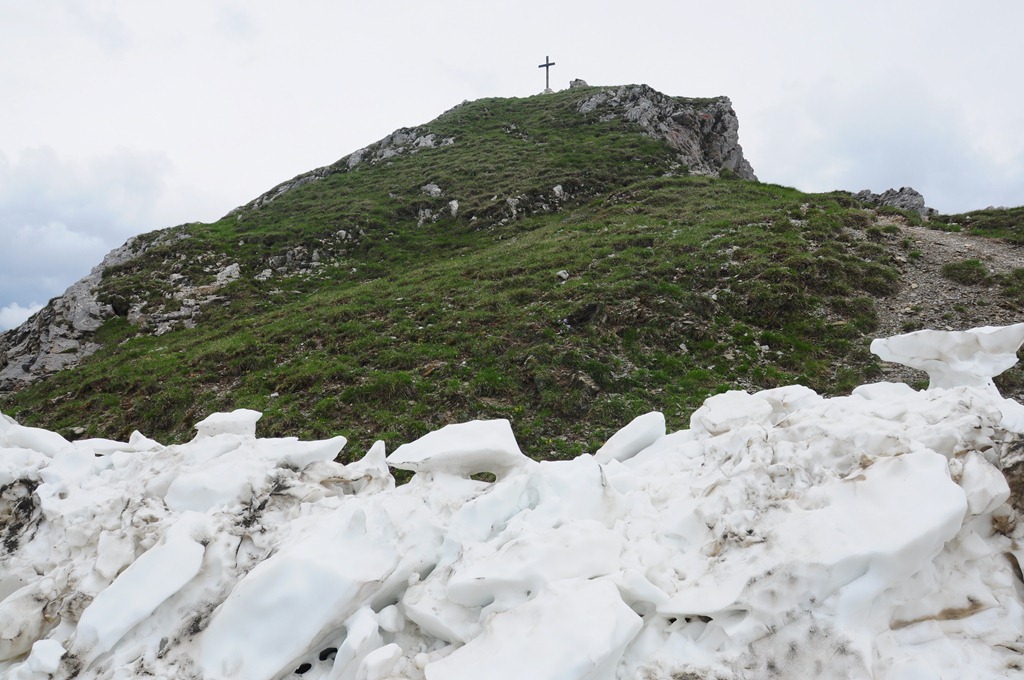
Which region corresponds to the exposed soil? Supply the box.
[873,217,1024,387]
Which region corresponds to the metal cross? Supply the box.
[538,56,555,91]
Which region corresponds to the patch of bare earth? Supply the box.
[873,216,1024,387]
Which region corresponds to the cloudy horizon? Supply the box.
[2,0,1022,330]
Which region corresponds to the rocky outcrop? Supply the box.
[0,238,146,392]
[0,229,249,391]
[575,84,757,180]
[855,187,935,219]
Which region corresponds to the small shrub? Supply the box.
[856,263,900,296]
[941,259,991,286]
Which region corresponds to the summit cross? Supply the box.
[538,55,555,91]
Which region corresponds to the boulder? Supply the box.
[854,187,935,219]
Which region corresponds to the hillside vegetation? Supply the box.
[2,86,1020,460]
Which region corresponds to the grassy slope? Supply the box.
[934,206,1024,243]
[0,88,948,460]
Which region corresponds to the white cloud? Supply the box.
[0,220,109,308]
[745,76,1024,214]
[0,302,44,332]
[0,147,175,316]
[0,147,173,237]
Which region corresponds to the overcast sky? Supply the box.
[2,0,1022,330]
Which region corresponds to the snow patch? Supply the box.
[1,324,1024,678]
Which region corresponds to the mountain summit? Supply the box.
[236,83,756,218]
[0,84,754,395]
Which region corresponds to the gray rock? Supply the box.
[346,149,366,169]
[854,187,935,219]
[417,208,434,227]
[506,197,522,220]
[421,183,443,197]
[0,234,155,391]
[215,263,241,284]
[574,84,757,180]
[569,79,589,89]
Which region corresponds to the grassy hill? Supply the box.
[2,85,1020,460]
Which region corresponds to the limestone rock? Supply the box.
[0,229,248,392]
[0,236,152,392]
[574,84,757,180]
[569,79,589,89]
[854,187,935,219]
[215,263,241,284]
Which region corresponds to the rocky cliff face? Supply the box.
[0,239,142,392]
[0,228,242,393]
[574,84,757,180]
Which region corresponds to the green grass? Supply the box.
[933,206,1024,243]
[0,177,898,460]
[941,259,991,286]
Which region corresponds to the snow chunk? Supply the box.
[192,408,262,439]
[254,434,347,468]
[871,322,1024,389]
[959,450,1010,516]
[164,455,267,512]
[0,582,52,661]
[689,389,773,435]
[75,512,207,662]
[446,520,622,607]
[594,411,665,463]
[25,639,65,674]
[424,579,641,680]
[0,421,71,457]
[387,419,533,477]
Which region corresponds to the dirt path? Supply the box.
[873,217,1024,385]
